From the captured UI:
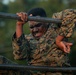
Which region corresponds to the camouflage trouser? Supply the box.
[30,69,73,75]
[0,70,29,75]
[0,55,30,75]
[31,72,73,75]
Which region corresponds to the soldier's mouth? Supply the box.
[34,33,42,37]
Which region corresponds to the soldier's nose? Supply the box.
[33,27,38,31]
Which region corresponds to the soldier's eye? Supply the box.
[35,23,42,27]
[29,23,43,29]
[30,26,34,29]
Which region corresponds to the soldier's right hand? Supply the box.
[16,12,28,25]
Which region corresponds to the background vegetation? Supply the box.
[0,0,76,74]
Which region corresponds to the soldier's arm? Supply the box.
[52,11,66,52]
[12,33,30,60]
[12,12,31,60]
[56,35,72,53]
[52,9,76,53]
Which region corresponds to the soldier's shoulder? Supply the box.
[63,9,76,12]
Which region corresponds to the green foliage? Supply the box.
[0,2,8,12]
[34,0,66,17]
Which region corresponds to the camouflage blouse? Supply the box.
[12,9,76,67]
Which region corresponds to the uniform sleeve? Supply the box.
[12,33,30,60]
[52,11,63,20]
[52,9,76,38]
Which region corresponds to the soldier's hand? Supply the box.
[62,42,73,53]
[16,12,28,25]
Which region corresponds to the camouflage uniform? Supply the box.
[12,9,76,75]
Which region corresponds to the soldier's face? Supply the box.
[29,21,46,40]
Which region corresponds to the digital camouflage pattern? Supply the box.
[53,9,76,38]
[12,9,76,75]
